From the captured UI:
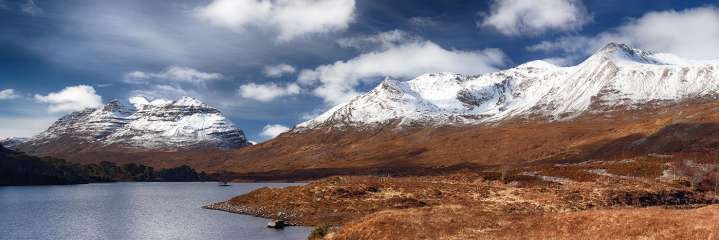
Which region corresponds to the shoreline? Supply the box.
[202,202,307,227]
[203,157,719,239]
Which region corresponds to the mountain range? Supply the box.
[298,43,719,129]
[8,43,719,177]
[208,43,719,179]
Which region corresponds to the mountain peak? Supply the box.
[102,99,135,115]
[172,96,206,107]
[598,42,630,51]
[104,99,122,108]
[129,95,172,108]
[593,42,636,56]
[586,42,663,65]
[19,95,250,152]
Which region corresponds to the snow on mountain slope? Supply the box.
[0,137,29,150]
[299,43,719,129]
[22,96,250,151]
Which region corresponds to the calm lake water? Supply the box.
[0,182,311,240]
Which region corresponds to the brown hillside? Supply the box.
[21,100,719,178]
[206,100,719,177]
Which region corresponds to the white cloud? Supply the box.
[238,82,300,102]
[526,35,593,53]
[260,124,290,139]
[263,64,296,77]
[130,84,198,101]
[479,0,589,36]
[0,116,57,138]
[130,83,244,110]
[527,7,719,61]
[408,16,438,27]
[0,89,20,100]
[125,71,150,79]
[124,66,223,85]
[34,85,103,113]
[336,29,418,50]
[613,7,719,60]
[21,0,43,16]
[299,108,326,121]
[196,0,356,41]
[298,31,507,105]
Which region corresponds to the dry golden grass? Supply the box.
[204,156,719,239]
[326,205,500,240]
[207,160,718,232]
[330,204,719,240]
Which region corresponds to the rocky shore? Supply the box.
[203,201,304,226]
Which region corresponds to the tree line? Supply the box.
[1,145,213,186]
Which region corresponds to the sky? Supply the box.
[0,0,718,142]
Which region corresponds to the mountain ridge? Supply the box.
[297,43,719,130]
[14,43,719,176]
[17,96,251,156]
[196,42,719,178]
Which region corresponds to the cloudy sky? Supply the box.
[0,0,717,141]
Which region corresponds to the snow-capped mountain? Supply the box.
[298,43,719,129]
[19,96,250,152]
[0,137,29,150]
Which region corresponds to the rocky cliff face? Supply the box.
[298,43,719,129]
[18,96,250,154]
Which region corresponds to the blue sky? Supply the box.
[0,0,718,141]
